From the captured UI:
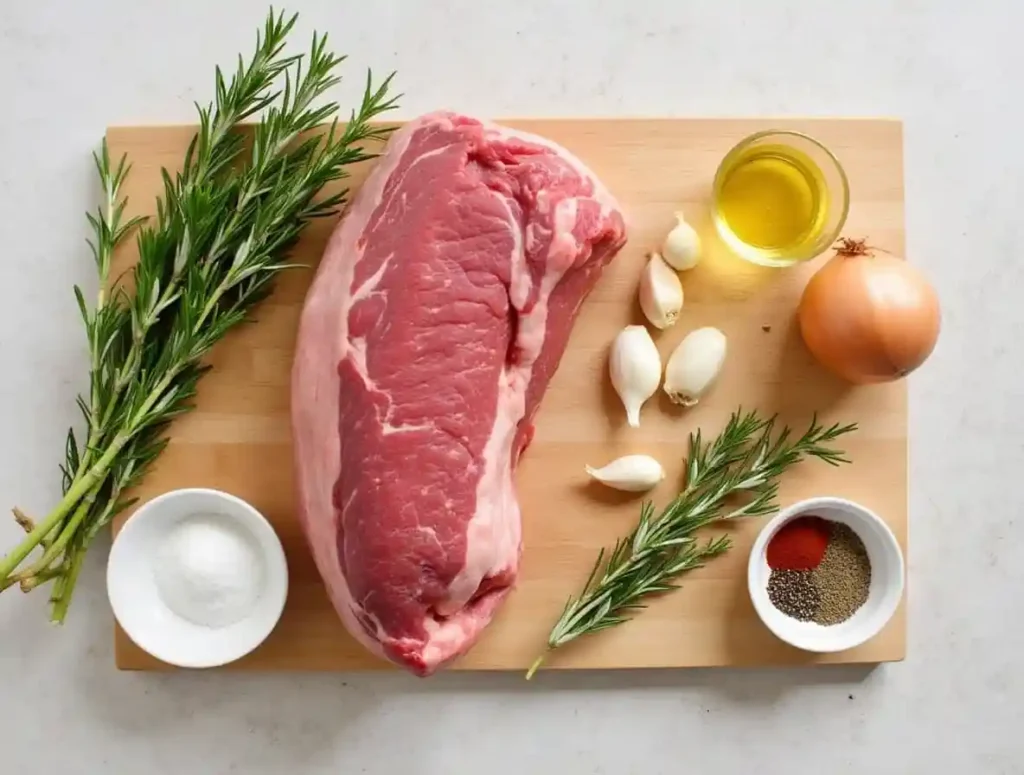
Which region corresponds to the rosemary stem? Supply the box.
[24,365,183,579]
[20,489,99,577]
[50,547,87,623]
[525,654,547,680]
[0,444,119,583]
[0,502,75,582]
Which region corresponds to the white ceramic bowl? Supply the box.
[107,488,288,668]
[747,496,904,653]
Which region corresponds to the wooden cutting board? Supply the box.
[109,118,907,672]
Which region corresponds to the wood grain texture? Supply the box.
[108,118,907,672]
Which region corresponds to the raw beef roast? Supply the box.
[291,111,626,675]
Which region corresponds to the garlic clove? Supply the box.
[662,213,702,271]
[663,326,727,407]
[586,454,666,492]
[638,252,684,329]
[609,325,662,428]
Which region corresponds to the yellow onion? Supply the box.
[798,238,941,384]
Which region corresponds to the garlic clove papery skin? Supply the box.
[639,252,684,329]
[586,454,666,492]
[610,325,662,428]
[662,213,702,271]
[663,326,727,407]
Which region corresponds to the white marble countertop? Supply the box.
[1,1,1020,772]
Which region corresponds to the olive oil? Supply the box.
[712,134,844,267]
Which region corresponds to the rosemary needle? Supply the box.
[526,409,857,679]
[0,9,399,621]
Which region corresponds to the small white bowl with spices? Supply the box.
[107,488,288,668]
[747,496,904,653]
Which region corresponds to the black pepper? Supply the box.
[766,569,821,622]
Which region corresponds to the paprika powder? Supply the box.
[766,516,830,570]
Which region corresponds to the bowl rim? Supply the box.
[746,495,904,653]
[711,128,851,267]
[107,487,289,668]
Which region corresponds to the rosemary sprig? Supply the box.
[526,409,857,679]
[0,8,399,620]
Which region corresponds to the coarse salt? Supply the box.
[153,514,266,628]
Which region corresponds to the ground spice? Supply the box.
[765,518,872,626]
[766,569,820,621]
[810,522,871,625]
[766,516,831,570]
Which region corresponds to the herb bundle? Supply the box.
[526,409,856,678]
[0,9,398,620]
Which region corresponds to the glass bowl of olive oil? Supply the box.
[712,130,849,267]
